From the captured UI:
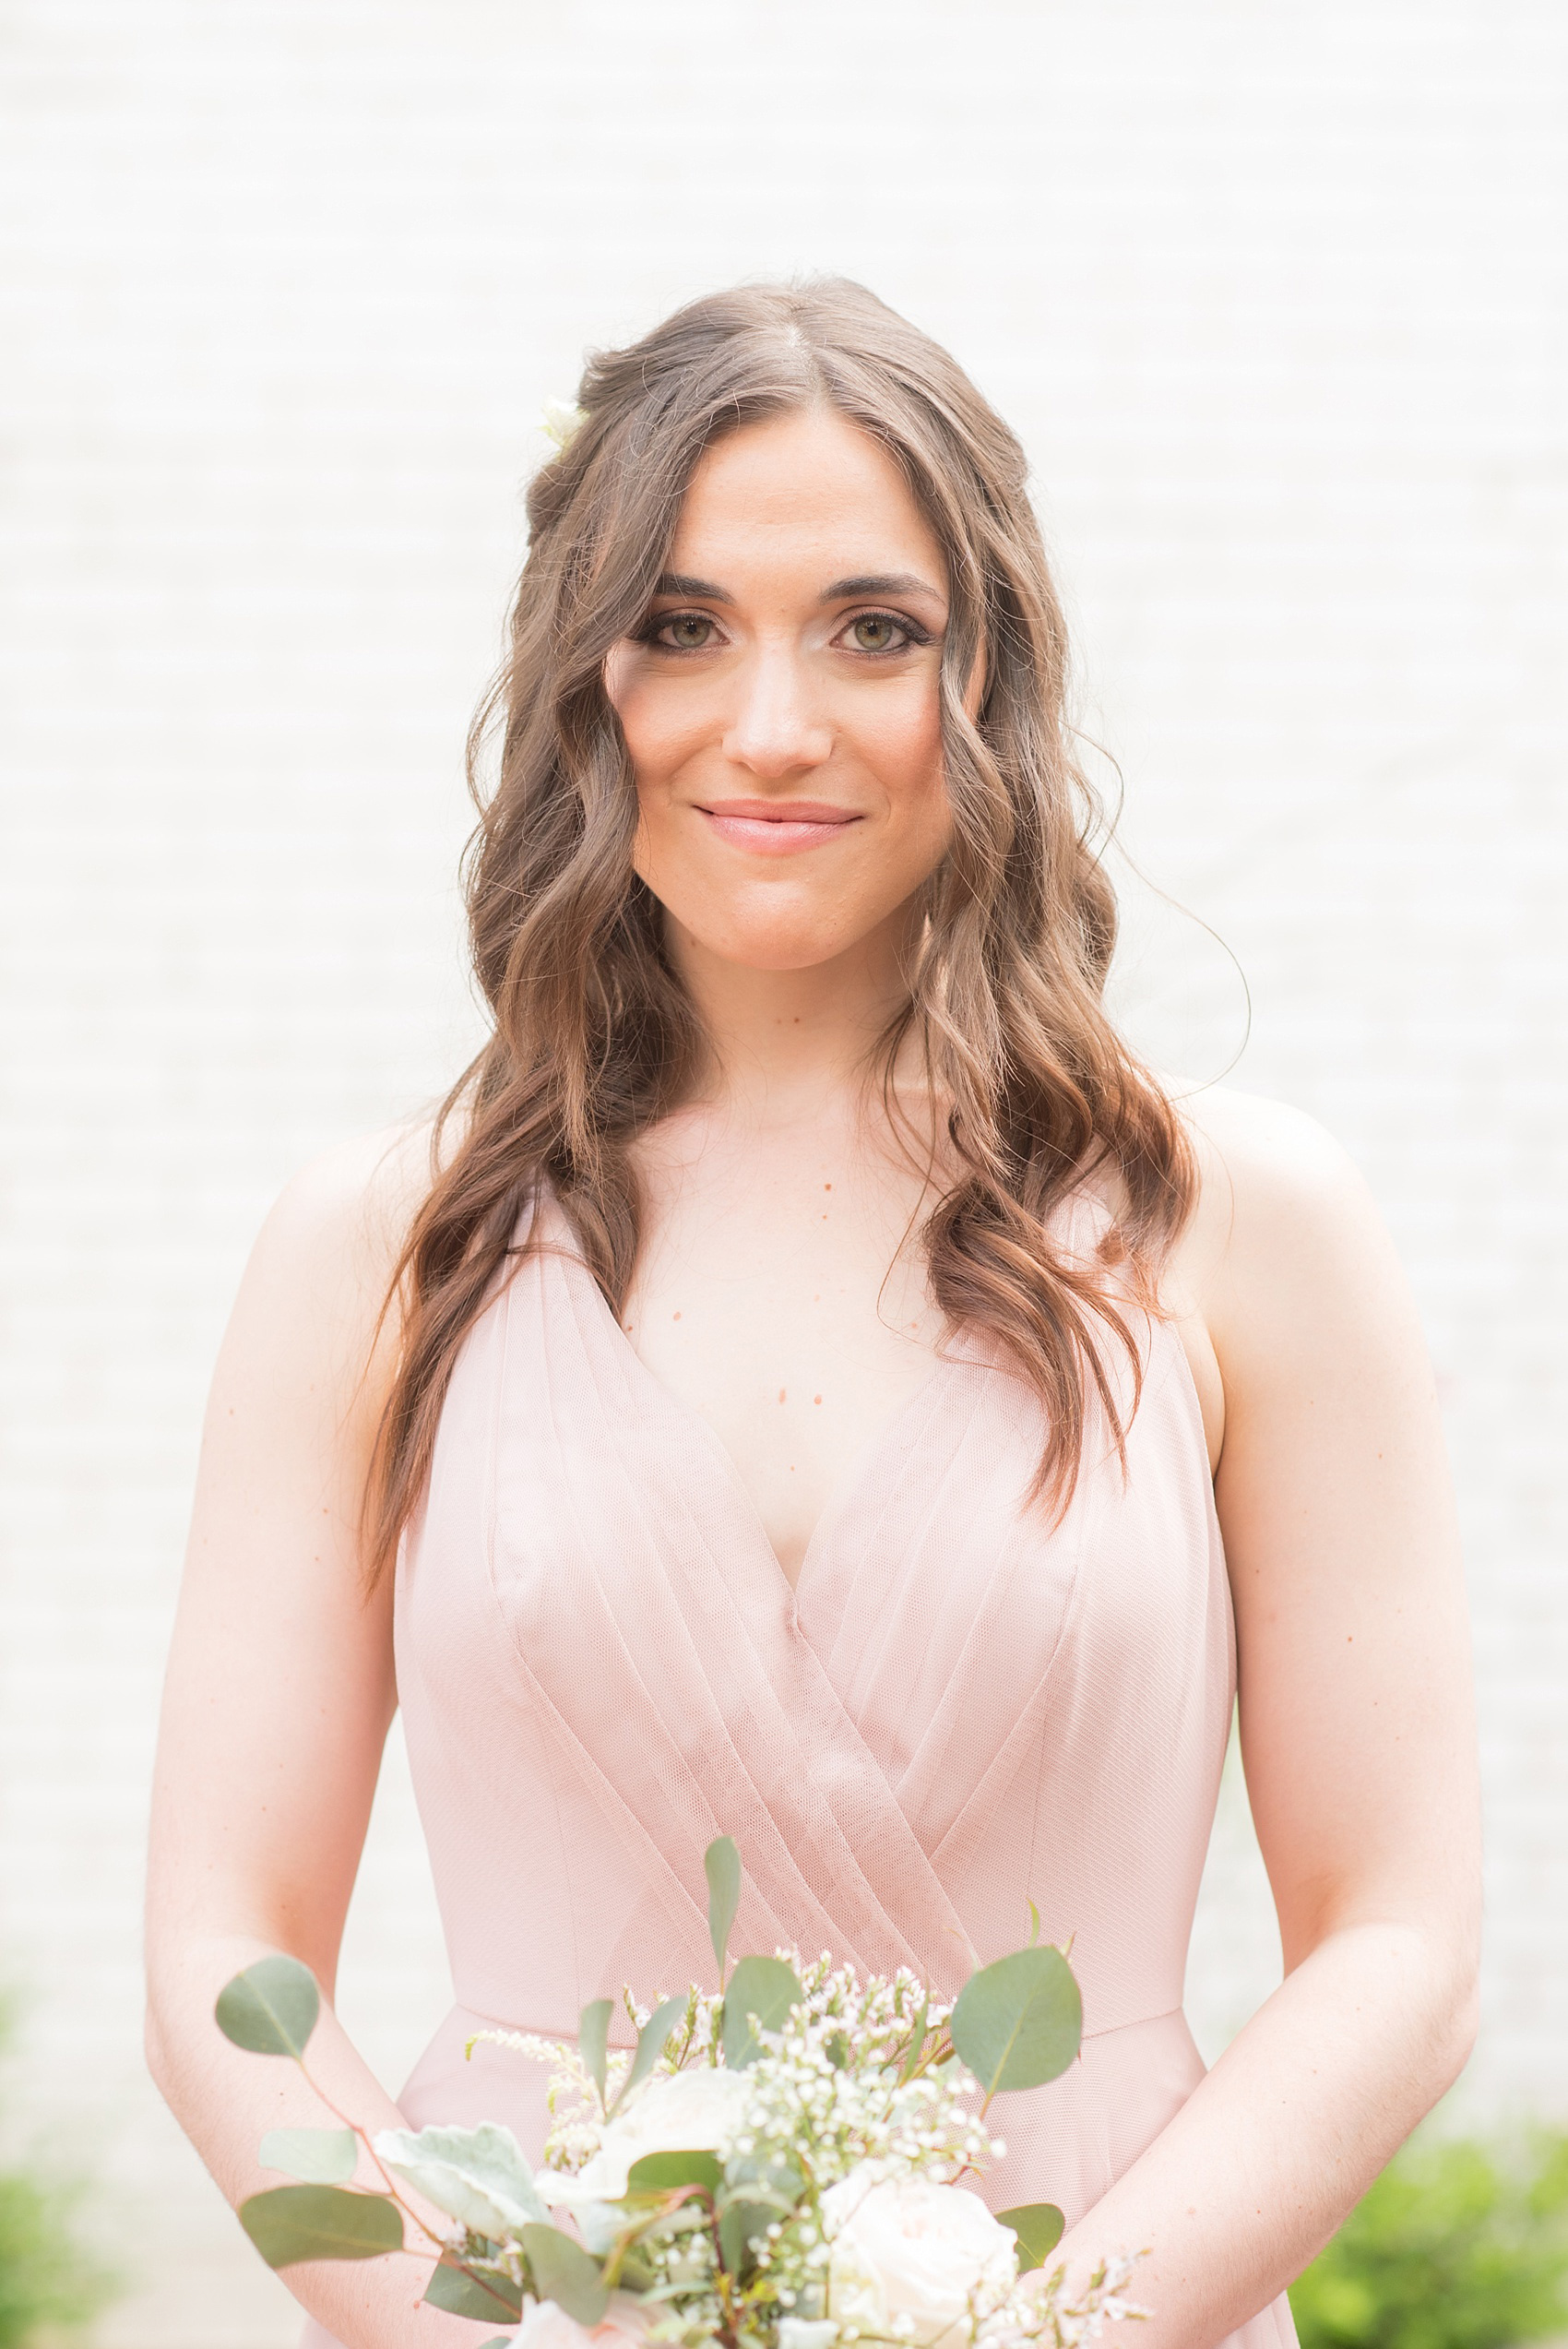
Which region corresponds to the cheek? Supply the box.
[626,759,687,906]
[608,668,692,789]
[604,661,698,883]
[860,686,952,863]
[861,664,944,783]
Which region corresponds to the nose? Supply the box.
[719,642,833,780]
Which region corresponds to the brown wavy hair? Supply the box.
[364,278,1194,1583]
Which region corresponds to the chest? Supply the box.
[622,1120,946,1587]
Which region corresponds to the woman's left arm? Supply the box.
[1051,1090,1481,2349]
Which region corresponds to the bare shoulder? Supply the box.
[220,1116,443,1415]
[1166,1079,1422,1383]
[259,1116,438,1285]
[1177,1082,1369,1247]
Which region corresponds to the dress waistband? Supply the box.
[447,1997,1192,2049]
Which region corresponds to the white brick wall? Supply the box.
[1,3,1562,2340]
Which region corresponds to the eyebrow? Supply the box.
[821,572,945,604]
[651,569,945,606]
[654,572,731,602]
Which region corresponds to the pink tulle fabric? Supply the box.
[301,1198,1296,2349]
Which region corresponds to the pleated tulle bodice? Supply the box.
[397,1195,1232,2042]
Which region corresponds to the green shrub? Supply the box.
[1291,2131,1568,2349]
[0,2170,112,2347]
[0,2002,115,2347]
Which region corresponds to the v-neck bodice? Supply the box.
[600,1280,961,1596]
[337,1196,1297,2349]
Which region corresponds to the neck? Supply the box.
[664,911,920,1126]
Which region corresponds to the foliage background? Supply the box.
[1,1,1563,2341]
[1290,2133,1568,2349]
[0,1998,114,2345]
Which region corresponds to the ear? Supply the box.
[963,631,988,718]
[601,641,633,714]
[947,586,988,719]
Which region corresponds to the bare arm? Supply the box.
[145,1128,478,2347]
[1050,1091,1481,2348]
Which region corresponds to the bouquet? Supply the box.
[218,1840,1142,2349]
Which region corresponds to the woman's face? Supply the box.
[605,408,968,975]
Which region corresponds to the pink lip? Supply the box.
[695,799,863,856]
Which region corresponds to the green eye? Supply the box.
[660,614,716,650]
[849,614,906,652]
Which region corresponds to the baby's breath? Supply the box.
[477,1953,1139,2349]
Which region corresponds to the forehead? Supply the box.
[669,408,947,590]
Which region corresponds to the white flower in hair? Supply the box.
[540,397,587,452]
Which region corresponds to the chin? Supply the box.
[700,921,862,973]
[659,876,876,974]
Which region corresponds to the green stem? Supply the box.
[291,2055,445,2259]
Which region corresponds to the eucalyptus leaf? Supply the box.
[239,2185,401,2268]
[719,2197,774,2278]
[374,2121,549,2236]
[216,1956,320,2059]
[611,1994,687,2116]
[523,2222,611,2326]
[423,2261,525,2321]
[579,1997,612,2109]
[721,1954,802,2070]
[258,2127,357,2185]
[626,2149,723,2195]
[948,1946,1081,2095]
[706,1835,742,1985]
[998,2201,1065,2272]
[725,2147,803,2206]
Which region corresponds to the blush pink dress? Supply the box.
[301,1197,1297,2349]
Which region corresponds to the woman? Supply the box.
[145,280,1480,2349]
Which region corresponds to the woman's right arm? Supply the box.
[145,1128,481,2346]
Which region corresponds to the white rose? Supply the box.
[823,2174,1019,2349]
[542,2067,752,2210]
[516,2292,651,2349]
[778,2320,840,2349]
